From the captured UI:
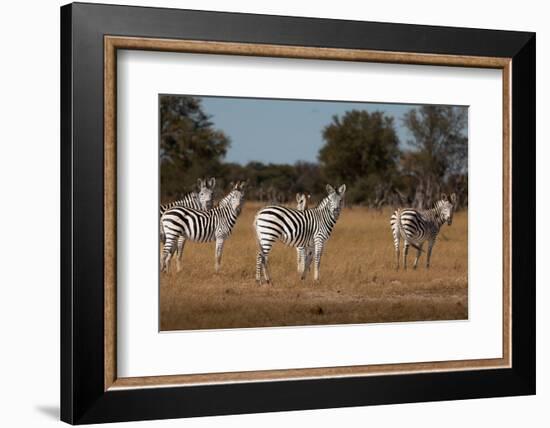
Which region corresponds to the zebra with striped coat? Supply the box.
[160,181,246,273]
[295,192,314,279]
[159,178,216,244]
[254,184,346,284]
[390,193,457,270]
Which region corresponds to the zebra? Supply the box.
[390,193,457,270]
[160,181,246,273]
[159,177,216,244]
[254,184,346,284]
[295,192,314,279]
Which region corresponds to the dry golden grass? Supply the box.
[160,202,468,331]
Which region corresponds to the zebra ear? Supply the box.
[450,193,457,204]
[239,181,246,190]
[208,177,216,189]
[197,178,205,189]
[326,184,335,194]
[441,193,448,201]
[338,184,347,195]
[296,193,302,203]
[307,193,311,200]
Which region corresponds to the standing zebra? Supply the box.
[390,193,457,270]
[295,192,314,278]
[254,184,346,284]
[160,181,246,273]
[159,178,216,244]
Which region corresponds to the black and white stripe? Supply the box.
[254,184,346,284]
[159,177,215,244]
[390,193,457,269]
[295,192,314,279]
[160,181,246,273]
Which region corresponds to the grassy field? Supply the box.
[160,202,468,331]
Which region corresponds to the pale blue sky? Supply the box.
[199,96,458,165]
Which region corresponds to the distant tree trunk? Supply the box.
[257,185,265,202]
[414,181,425,209]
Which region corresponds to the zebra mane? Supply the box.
[425,199,448,226]
[217,189,247,216]
[312,194,342,221]
[218,190,236,207]
[160,191,199,213]
[218,182,246,208]
[316,195,331,209]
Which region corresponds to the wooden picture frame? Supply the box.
[61,2,535,424]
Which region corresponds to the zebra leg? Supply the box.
[215,238,225,273]
[299,247,309,281]
[313,240,324,282]
[304,247,314,278]
[160,252,166,273]
[161,235,176,273]
[413,243,423,270]
[255,251,272,285]
[175,236,186,272]
[403,242,409,270]
[297,247,306,278]
[262,254,272,285]
[255,236,273,284]
[256,252,264,285]
[426,240,435,269]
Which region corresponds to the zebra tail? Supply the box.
[396,209,424,253]
[253,213,269,268]
[252,213,262,251]
[160,221,166,245]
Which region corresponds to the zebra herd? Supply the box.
[159,177,458,284]
[160,180,245,273]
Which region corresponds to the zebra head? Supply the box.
[295,192,311,211]
[438,193,457,225]
[197,177,216,210]
[325,184,346,219]
[225,181,247,214]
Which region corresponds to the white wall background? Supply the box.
[0,0,545,426]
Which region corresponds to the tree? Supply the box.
[318,110,400,204]
[402,106,467,208]
[293,161,325,197]
[160,95,230,201]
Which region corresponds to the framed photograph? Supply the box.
[61,2,535,424]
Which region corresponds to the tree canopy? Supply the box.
[319,110,400,204]
[401,106,468,208]
[159,96,468,209]
[160,95,230,200]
